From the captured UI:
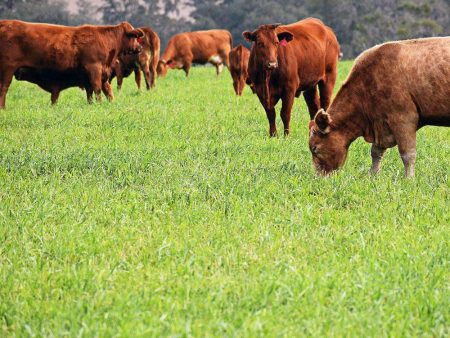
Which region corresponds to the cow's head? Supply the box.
[308,109,349,175]
[120,22,144,54]
[157,59,168,77]
[157,59,179,77]
[243,24,293,70]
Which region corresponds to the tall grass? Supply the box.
[0,61,448,336]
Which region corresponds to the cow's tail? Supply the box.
[228,31,233,49]
[151,34,161,75]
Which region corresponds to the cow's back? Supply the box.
[276,18,339,88]
[0,20,78,69]
[186,30,232,62]
[348,37,450,126]
[398,38,449,124]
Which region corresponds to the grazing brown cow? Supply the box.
[111,27,161,90]
[229,44,250,96]
[243,18,340,136]
[157,29,232,77]
[14,67,113,104]
[308,37,450,177]
[0,20,143,108]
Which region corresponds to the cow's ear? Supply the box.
[277,31,294,43]
[126,29,144,38]
[314,109,332,134]
[243,31,256,42]
[308,120,315,130]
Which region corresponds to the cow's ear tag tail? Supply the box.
[280,39,288,47]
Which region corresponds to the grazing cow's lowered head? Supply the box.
[120,22,144,55]
[243,24,293,71]
[308,109,349,175]
[157,59,169,77]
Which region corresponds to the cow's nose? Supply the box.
[266,61,278,69]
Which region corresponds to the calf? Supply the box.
[14,67,113,104]
[111,27,160,90]
[229,44,250,96]
[157,29,232,77]
[243,18,340,136]
[308,37,450,177]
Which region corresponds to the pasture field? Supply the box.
[0,61,449,337]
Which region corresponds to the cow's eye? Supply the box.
[311,145,318,154]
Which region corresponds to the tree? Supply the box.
[0,0,71,25]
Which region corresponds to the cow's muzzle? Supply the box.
[266,61,278,69]
[129,46,143,55]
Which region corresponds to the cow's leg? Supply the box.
[303,87,320,120]
[280,93,295,136]
[318,74,337,111]
[370,144,387,174]
[113,64,123,91]
[86,87,94,104]
[134,69,142,90]
[264,105,277,137]
[116,72,123,91]
[50,89,60,105]
[215,63,224,76]
[183,62,191,77]
[220,50,230,69]
[395,129,417,178]
[232,80,239,96]
[239,77,247,95]
[102,81,114,101]
[149,65,156,88]
[141,65,151,90]
[87,68,103,102]
[0,69,14,109]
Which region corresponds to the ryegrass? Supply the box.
[0,61,449,337]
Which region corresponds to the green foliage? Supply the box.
[0,63,449,336]
[0,0,71,25]
[100,0,191,47]
[190,0,450,58]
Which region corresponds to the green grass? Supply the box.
[0,61,449,337]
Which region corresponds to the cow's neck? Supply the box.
[161,44,176,63]
[100,25,123,63]
[250,55,275,108]
[328,85,370,146]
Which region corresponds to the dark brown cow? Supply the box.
[308,37,450,177]
[111,27,160,90]
[243,18,340,136]
[14,67,113,104]
[157,29,232,77]
[0,20,143,108]
[229,44,250,96]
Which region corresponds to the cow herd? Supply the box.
[0,18,449,177]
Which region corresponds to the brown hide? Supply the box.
[229,44,250,96]
[244,18,340,136]
[13,67,113,104]
[157,29,232,77]
[0,20,143,108]
[111,27,160,90]
[308,37,450,177]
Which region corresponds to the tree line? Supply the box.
[1,0,449,58]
